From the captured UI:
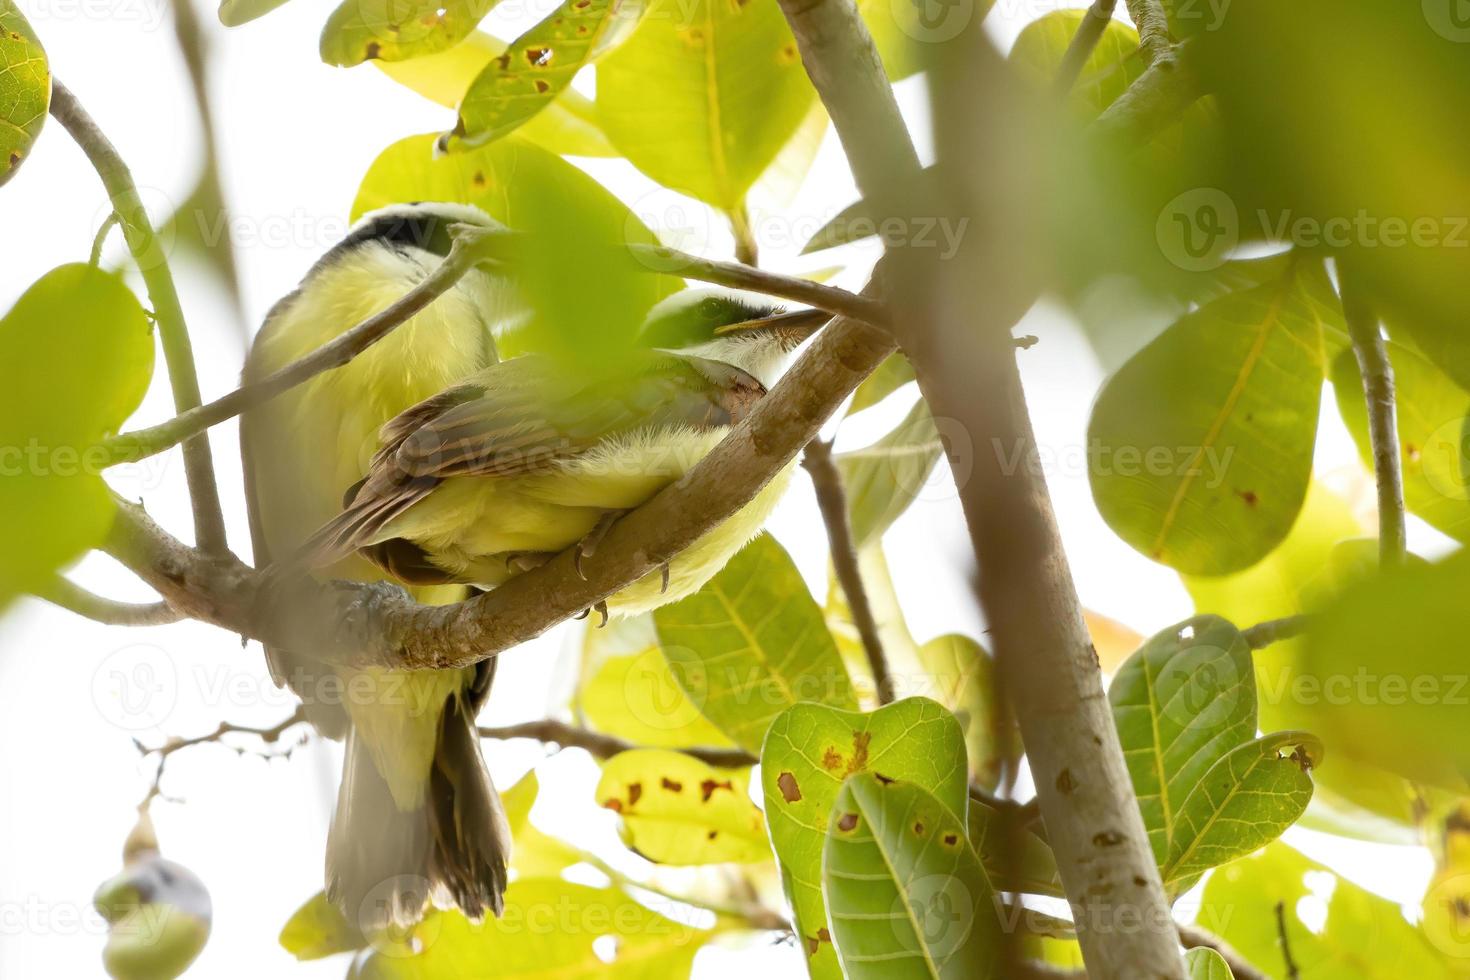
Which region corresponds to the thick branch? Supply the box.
[104,312,896,668]
[49,80,229,555]
[1092,38,1202,146]
[802,439,893,703]
[1340,277,1407,567]
[103,225,501,465]
[478,719,757,768]
[34,577,182,627]
[1124,0,1175,66]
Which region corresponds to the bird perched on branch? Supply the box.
[244,200,827,931]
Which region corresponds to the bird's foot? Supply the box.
[573,600,610,628]
[659,562,671,595]
[502,551,555,574]
[573,510,629,580]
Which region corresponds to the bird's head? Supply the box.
[636,288,830,386]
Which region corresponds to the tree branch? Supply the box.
[802,439,893,703]
[103,309,896,669]
[478,718,758,768]
[34,577,182,627]
[1241,615,1310,650]
[1092,38,1202,147]
[1124,0,1175,67]
[48,80,229,555]
[1340,275,1407,567]
[1054,0,1119,94]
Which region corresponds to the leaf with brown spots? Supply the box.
[446,0,646,151]
[760,697,968,980]
[0,0,46,190]
[319,0,502,66]
[596,749,769,865]
[823,774,1002,978]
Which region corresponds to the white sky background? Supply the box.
[0,0,1442,976]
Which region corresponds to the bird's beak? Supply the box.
[714,307,832,349]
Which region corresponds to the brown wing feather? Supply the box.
[301,351,767,572]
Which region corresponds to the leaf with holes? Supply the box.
[1009,10,1144,118]
[373,30,614,156]
[354,879,710,978]
[320,0,503,66]
[1184,947,1234,979]
[761,697,968,980]
[837,397,943,550]
[653,533,856,752]
[967,799,1063,898]
[0,0,48,188]
[1088,260,1331,575]
[597,749,768,864]
[823,774,1001,979]
[0,265,153,609]
[595,0,815,209]
[1197,843,1449,980]
[1108,615,1257,865]
[1163,731,1321,885]
[1332,341,1470,545]
[446,0,645,151]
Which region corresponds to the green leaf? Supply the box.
[1108,615,1257,864]
[1183,947,1234,979]
[355,880,710,978]
[846,354,916,417]
[320,0,502,66]
[917,635,1011,791]
[278,893,362,961]
[217,0,292,26]
[1163,731,1321,885]
[374,31,614,156]
[966,799,1062,898]
[1197,843,1450,980]
[0,0,48,188]
[760,697,968,980]
[1088,262,1329,574]
[1299,550,1470,791]
[1009,10,1144,118]
[823,775,1001,979]
[836,397,943,550]
[597,749,769,864]
[0,265,153,609]
[595,0,815,209]
[446,0,644,152]
[1332,341,1470,544]
[653,533,856,752]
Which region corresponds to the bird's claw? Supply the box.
[659,563,671,595]
[573,510,627,582]
[575,600,610,627]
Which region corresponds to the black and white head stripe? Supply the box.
[327,202,497,262]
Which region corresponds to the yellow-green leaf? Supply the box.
[760,697,968,980]
[595,0,815,209]
[1163,731,1321,885]
[967,799,1062,898]
[446,0,644,151]
[1108,615,1257,864]
[597,749,769,864]
[823,775,1001,979]
[320,0,502,66]
[278,893,362,961]
[837,397,942,550]
[653,533,856,752]
[500,769,582,877]
[0,0,48,188]
[918,634,1011,791]
[1,265,153,609]
[582,642,733,749]
[218,0,292,26]
[1332,341,1470,544]
[374,31,614,156]
[1184,947,1234,979]
[1009,10,1144,118]
[846,353,915,417]
[1088,261,1330,574]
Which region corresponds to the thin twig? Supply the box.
[728,202,760,268]
[103,225,500,465]
[1340,275,1407,567]
[48,80,229,556]
[1124,0,1175,67]
[1241,615,1310,649]
[802,439,893,703]
[1177,922,1269,980]
[137,706,310,807]
[1054,0,1119,94]
[34,577,182,627]
[478,718,757,768]
[1275,900,1301,979]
